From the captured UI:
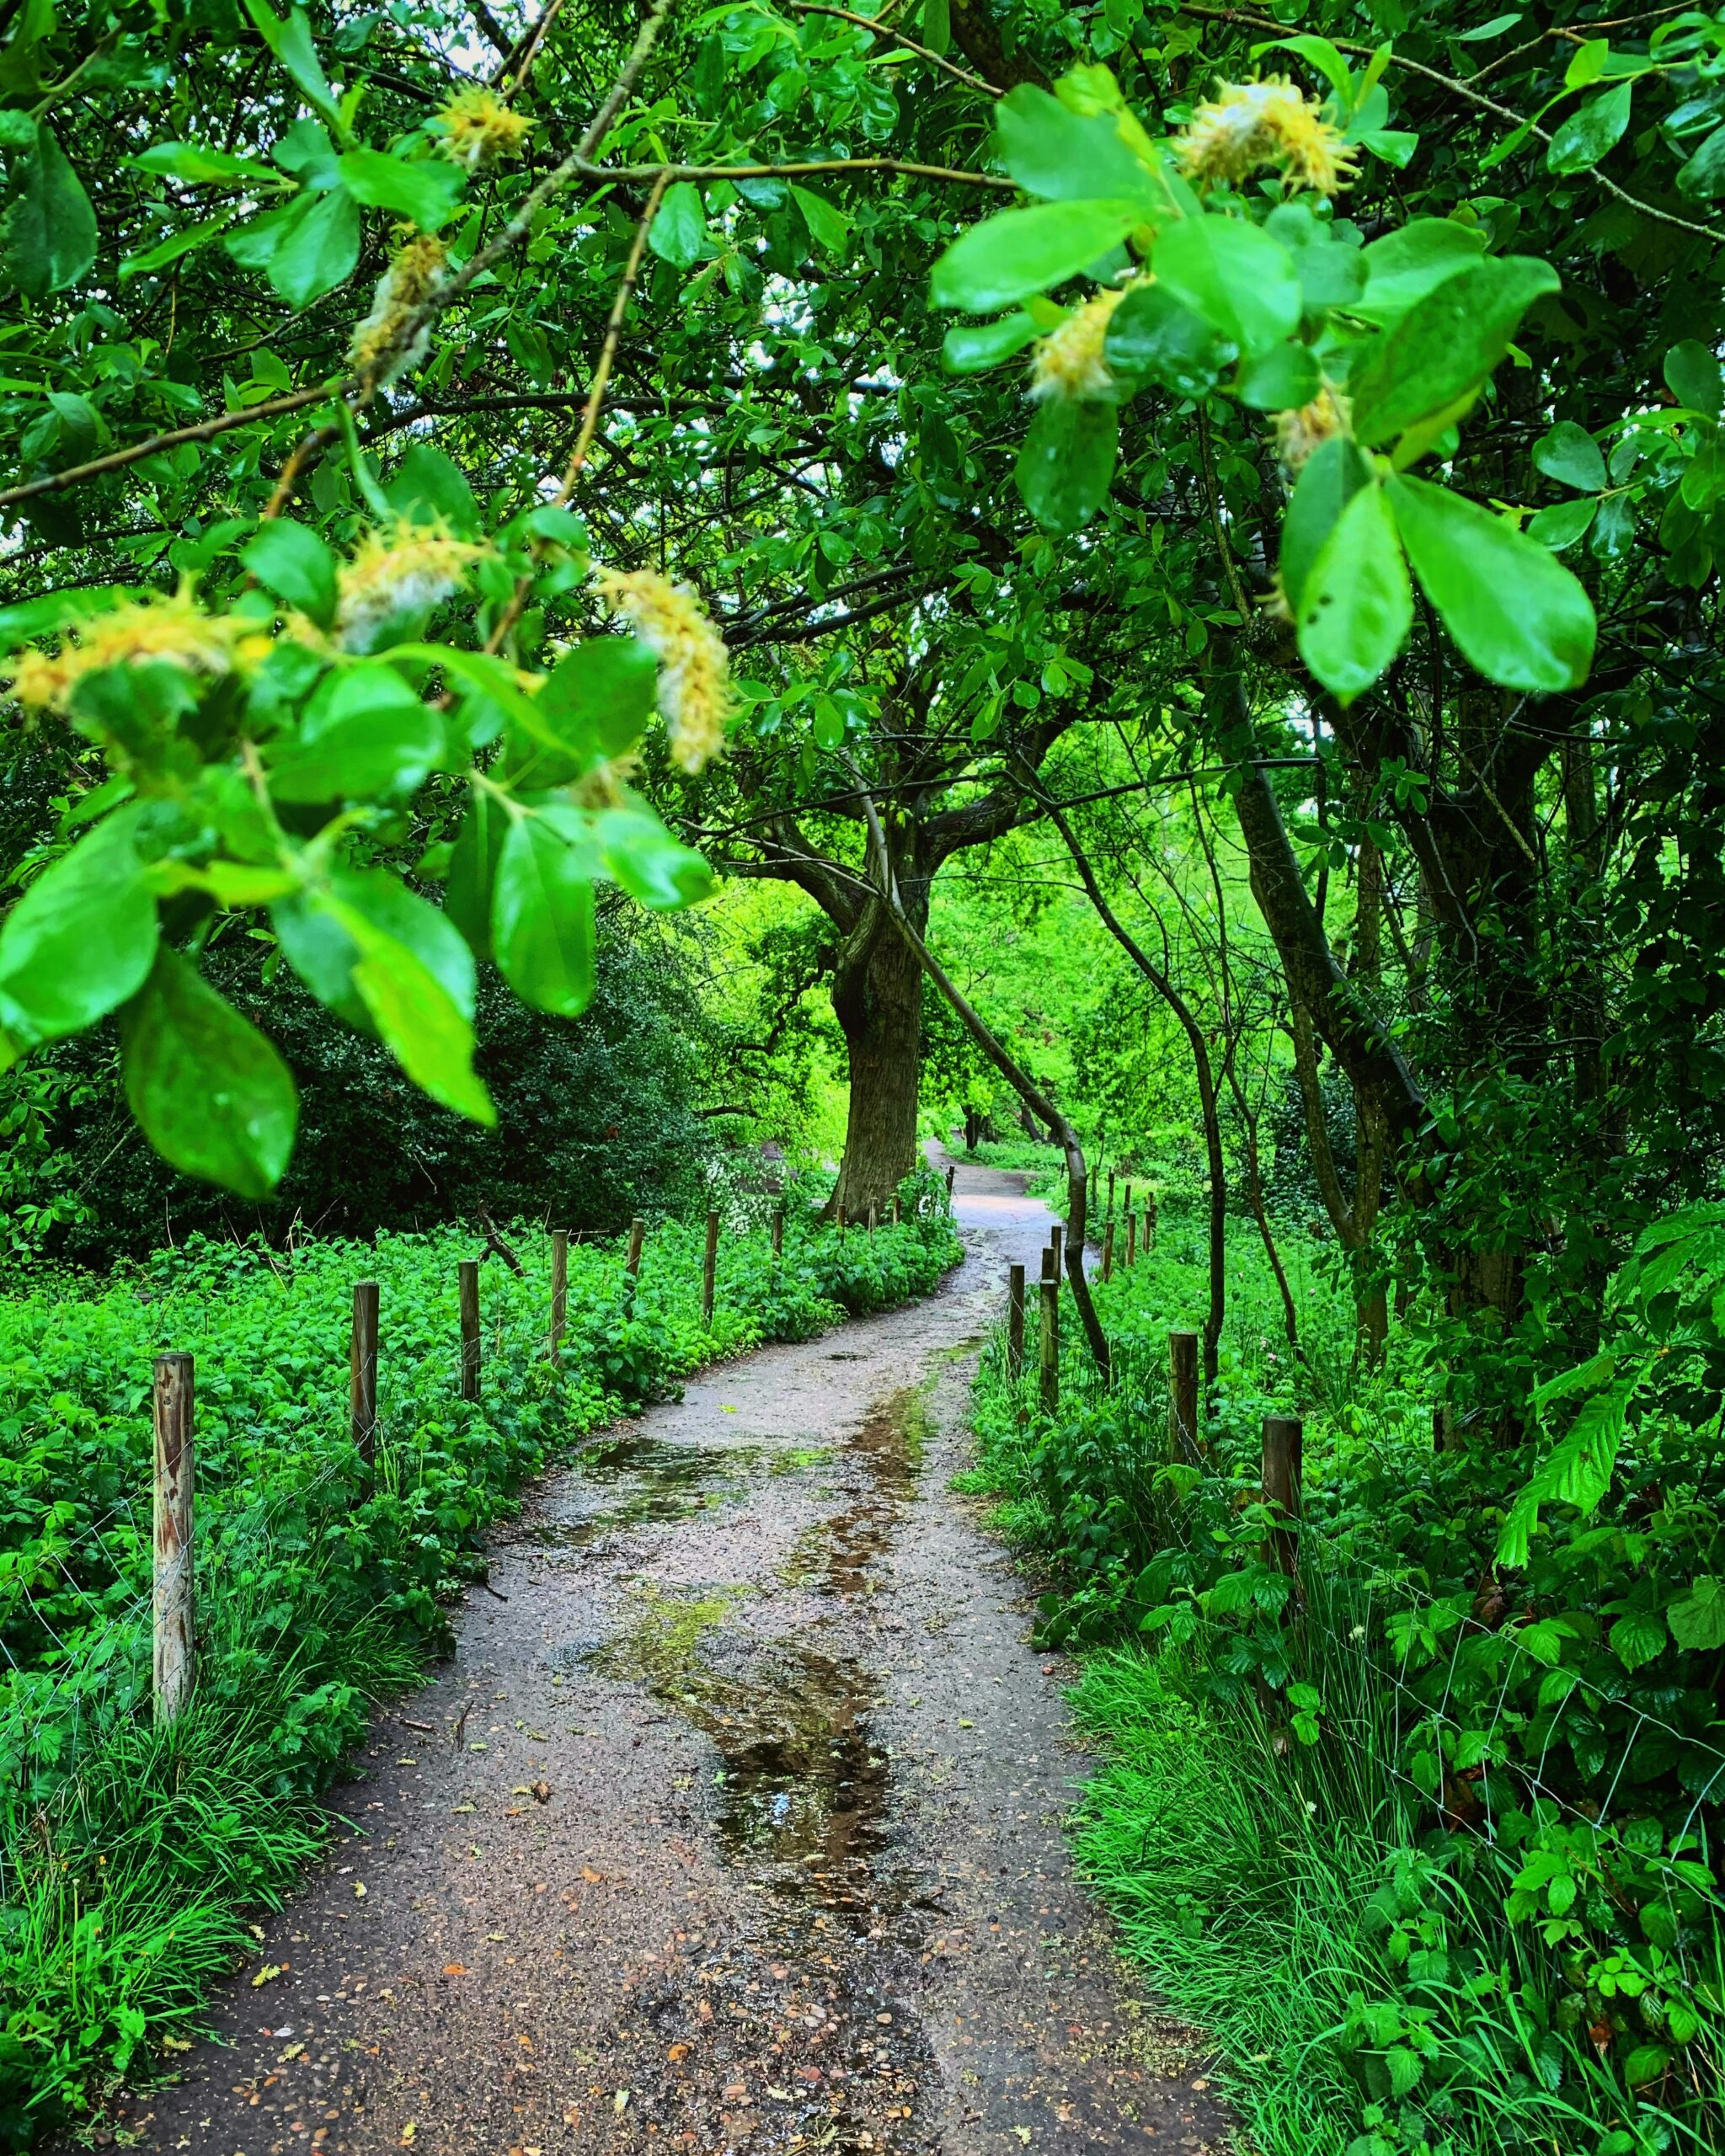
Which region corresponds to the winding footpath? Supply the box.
[109,1162,1229,2156]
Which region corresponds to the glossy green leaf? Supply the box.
[789,184,850,257]
[120,214,236,280]
[243,0,342,133]
[0,803,158,1043]
[273,866,476,1035]
[131,140,281,185]
[1664,338,1724,416]
[931,200,1142,313]
[243,519,339,626]
[1589,491,1636,558]
[1264,202,1368,312]
[595,803,717,910]
[1279,435,1370,613]
[328,903,493,1124]
[383,443,480,536]
[1103,280,1228,398]
[1015,398,1119,533]
[1532,421,1607,494]
[1295,481,1412,702]
[1233,342,1321,411]
[445,789,506,959]
[529,635,660,777]
[1546,79,1632,173]
[268,186,360,309]
[1348,256,1560,447]
[1675,120,1725,198]
[493,817,598,1017]
[119,948,298,1197]
[2,126,98,296]
[1667,1575,1725,1652]
[649,181,708,269]
[1388,473,1596,691]
[991,85,1160,206]
[1353,218,1487,326]
[942,312,1039,373]
[1527,496,1598,550]
[270,662,445,801]
[1151,216,1300,360]
[337,148,464,231]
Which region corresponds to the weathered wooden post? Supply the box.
[868,1202,878,1235]
[890,1196,900,1226]
[836,1200,846,1235]
[1126,1210,1137,1267]
[1102,1220,1115,1283]
[702,1209,719,1326]
[1087,1162,1097,1211]
[772,1207,785,1257]
[1050,1222,1063,1276]
[548,1230,569,1364]
[350,1279,379,1463]
[626,1216,646,1276]
[458,1258,481,1402]
[152,1351,195,1726]
[1263,1415,1304,1579]
[1169,1330,1199,1463]
[1007,1262,1025,1380]
[1039,1258,1059,1414]
[1146,1190,1158,1251]
[945,1163,956,1199]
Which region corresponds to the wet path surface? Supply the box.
[110,1162,1228,2156]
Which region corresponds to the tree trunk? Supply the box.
[830,906,924,1219]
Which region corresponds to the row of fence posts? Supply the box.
[148,1181,950,1725]
[1002,1192,1303,1582]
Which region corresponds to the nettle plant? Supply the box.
[930,47,1601,703]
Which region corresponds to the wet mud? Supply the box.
[88,1161,1231,2156]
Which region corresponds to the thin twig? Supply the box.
[785,3,1002,96]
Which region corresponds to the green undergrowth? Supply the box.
[0,1171,959,2146]
[967,1202,1725,2156]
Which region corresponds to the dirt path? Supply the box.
[111,1163,1228,2156]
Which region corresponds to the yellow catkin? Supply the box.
[1274,385,1348,472]
[1029,286,1129,403]
[591,567,733,775]
[4,586,251,712]
[349,233,448,380]
[1178,77,1359,196]
[335,525,489,649]
[435,87,533,172]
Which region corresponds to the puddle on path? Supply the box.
[510,1434,762,1549]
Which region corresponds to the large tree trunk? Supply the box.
[830,905,924,1219]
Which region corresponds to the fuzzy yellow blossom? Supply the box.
[4,586,253,713]
[336,524,490,651]
[1029,286,1129,403]
[1274,385,1348,472]
[435,87,533,172]
[1178,77,1358,196]
[592,567,733,775]
[349,232,448,381]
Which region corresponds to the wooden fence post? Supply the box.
[1146,1191,1158,1251]
[1039,1267,1060,1413]
[1087,1162,1097,1210]
[1106,1169,1115,1220]
[458,1258,481,1402]
[1263,1416,1304,1579]
[772,1207,784,1257]
[1007,1262,1025,1380]
[1049,1222,1063,1277]
[1169,1330,1199,1463]
[702,1209,719,1326]
[868,1202,878,1235]
[548,1230,568,1364]
[1126,1210,1137,1267]
[626,1216,646,1276]
[152,1351,195,1727]
[836,1201,846,1235]
[350,1279,379,1463]
[1102,1220,1115,1283]
[945,1162,956,1199]
[890,1196,900,1226]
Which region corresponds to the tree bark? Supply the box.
[830,900,924,1219]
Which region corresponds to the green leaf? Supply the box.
[1664,339,1724,417]
[1103,280,1228,398]
[942,312,1039,373]
[243,0,343,134]
[1151,216,1300,360]
[522,635,660,782]
[1675,121,1725,199]
[1279,435,1370,615]
[1388,474,1596,692]
[268,186,360,309]
[120,213,237,280]
[1610,1608,1667,1672]
[119,948,298,1197]
[1533,421,1607,493]
[329,904,493,1124]
[1264,202,1368,312]
[492,816,599,1017]
[1546,79,1632,173]
[2,126,98,297]
[649,180,708,269]
[1015,398,1119,533]
[445,790,506,959]
[243,519,339,626]
[337,148,465,232]
[1233,342,1321,411]
[130,141,282,186]
[270,662,446,801]
[931,200,1142,313]
[273,867,475,1037]
[1565,37,1609,91]
[1349,256,1560,448]
[1667,1576,1725,1652]
[1359,129,1419,169]
[383,443,479,536]
[789,184,850,257]
[1527,497,1598,550]
[991,84,1161,206]
[1353,218,1487,327]
[0,803,158,1044]
[1295,480,1412,702]
[595,802,716,909]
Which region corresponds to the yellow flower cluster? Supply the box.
[1274,385,1348,472]
[349,233,447,380]
[1029,286,1128,404]
[436,87,533,172]
[5,587,260,713]
[336,525,490,650]
[1178,77,1358,195]
[592,567,733,775]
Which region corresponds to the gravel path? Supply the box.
[109,1161,1229,2156]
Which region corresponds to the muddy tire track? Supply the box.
[94,1164,1230,2156]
